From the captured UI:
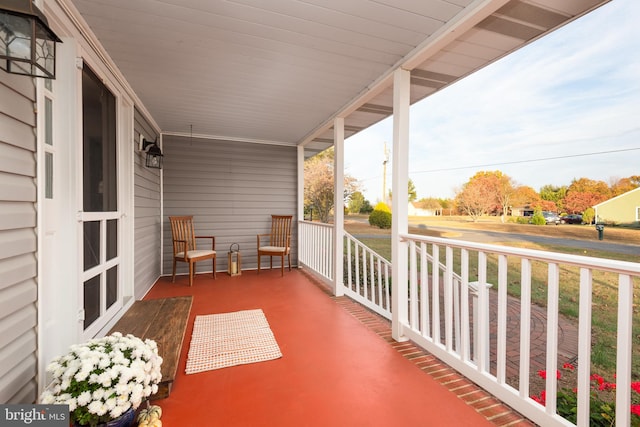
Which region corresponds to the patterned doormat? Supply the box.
[185,309,282,374]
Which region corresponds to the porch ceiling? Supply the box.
[68,0,609,157]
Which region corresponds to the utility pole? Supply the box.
[382,142,389,204]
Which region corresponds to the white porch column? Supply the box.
[391,68,410,341]
[297,145,305,268]
[333,117,345,296]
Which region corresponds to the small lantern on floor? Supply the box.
[227,243,241,276]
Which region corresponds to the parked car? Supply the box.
[542,211,561,225]
[559,214,583,224]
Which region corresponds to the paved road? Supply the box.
[408,222,639,256]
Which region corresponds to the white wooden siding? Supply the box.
[133,109,161,299]
[0,72,38,403]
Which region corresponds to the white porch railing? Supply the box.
[299,222,640,427]
[401,233,639,427]
[343,231,392,319]
[299,220,333,281]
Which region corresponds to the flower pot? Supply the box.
[73,408,135,427]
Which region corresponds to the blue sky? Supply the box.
[344,0,640,202]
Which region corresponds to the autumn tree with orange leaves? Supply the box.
[455,171,516,221]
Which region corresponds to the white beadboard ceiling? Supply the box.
[69,0,609,156]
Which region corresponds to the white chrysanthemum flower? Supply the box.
[98,356,111,369]
[74,369,90,382]
[104,397,117,411]
[67,397,77,412]
[87,400,107,416]
[40,390,55,404]
[114,383,129,396]
[98,372,112,387]
[92,388,105,401]
[77,391,92,406]
[58,393,72,403]
[110,405,125,419]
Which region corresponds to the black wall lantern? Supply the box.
[142,138,163,169]
[0,0,62,79]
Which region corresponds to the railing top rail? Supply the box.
[401,233,640,275]
[299,220,334,229]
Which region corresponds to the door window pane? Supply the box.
[45,97,53,145]
[107,219,117,260]
[82,66,117,212]
[83,275,101,329]
[45,152,53,199]
[106,266,118,309]
[83,221,100,271]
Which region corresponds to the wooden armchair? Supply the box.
[169,216,216,286]
[257,215,293,276]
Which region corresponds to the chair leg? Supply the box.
[189,262,194,287]
[280,254,284,276]
[172,259,177,283]
[270,256,273,270]
[213,255,216,279]
[288,253,291,271]
[257,254,261,274]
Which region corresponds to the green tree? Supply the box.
[360,199,373,214]
[388,178,418,203]
[408,179,417,202]
[347,191,366,214]
[539,185,567,212]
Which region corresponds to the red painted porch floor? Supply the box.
[147,269,535,427]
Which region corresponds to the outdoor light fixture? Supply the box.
[141,138,163,169]
[0,0,62,79]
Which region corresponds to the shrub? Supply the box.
[360,200,374,214]
[583,207,595,225]
[531,209,546,225]
[369,202,391,229]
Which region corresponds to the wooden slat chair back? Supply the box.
[257,215,293,276]
[169,216,216,286]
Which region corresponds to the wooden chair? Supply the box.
[257,215,293,276]
[169,216,216,286]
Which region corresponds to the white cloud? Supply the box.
[345,0,640,201]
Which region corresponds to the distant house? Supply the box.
[408,202,441,217]
[593,187,640,225]
[510,206,534,217]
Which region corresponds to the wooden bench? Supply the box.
[108,296,192,399]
